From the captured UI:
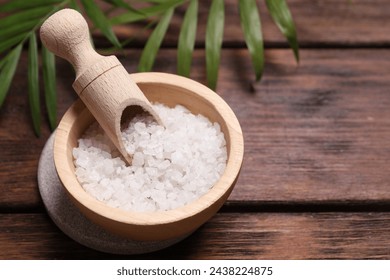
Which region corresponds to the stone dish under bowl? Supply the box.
[54,72,244,242]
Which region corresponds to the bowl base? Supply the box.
[37,132,188,255]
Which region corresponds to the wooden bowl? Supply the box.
[54,72,244,241]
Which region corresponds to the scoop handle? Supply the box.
[40,9,162,165]
[40,8,103,78]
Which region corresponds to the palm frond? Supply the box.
[0,45,22,107]
[81,0,121,48]
[102,0,140,13]
[0,19,38,39]
[0,34,25,53]
[0,6,53,28]
[266,0,299,62]
[0,0,300,136]
[177,0,198,77]
[0,0,62,12]
[42,46,57,131]
[239,0,264,81]
[138,8,174,72]
[28,33,41,136]
[110,0,185,25]
[205,0,224,90]
[0,0,67,133]
[68,0,81,11]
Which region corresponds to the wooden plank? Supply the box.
[227,49,390,202]
[0,212,389,259]
[2,48,390,208]
[107,0,390,47]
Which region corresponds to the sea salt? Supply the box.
[72,103,227,212]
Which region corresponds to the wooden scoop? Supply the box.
[40,8,161,165]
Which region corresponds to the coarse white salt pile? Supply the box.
[72,103,227,212]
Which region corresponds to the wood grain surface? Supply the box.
[0,212,389,259]
[106,0,390,47]
[2,49,390,208]
[1,0,390,259]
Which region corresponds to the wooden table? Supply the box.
[1,0,390,259]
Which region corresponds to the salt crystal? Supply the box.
[73,103,227,212]
[132,152,144,167]
[134,122,146,133]
[157,160,171,170]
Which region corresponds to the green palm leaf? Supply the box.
[0,0,302,137]
[205,0,224,90]
[139,0,184,15]
[136,0,173,3]
[138,8,174,72]
[103,0,140,14]
[0,0,62,12]
[266,0,299,62]
[111,0,184,25]
[239,0,264,81]
[0,44,22,107]
[110,10,148,26]
[177,0,198,77]
[0,58,6,70]
[0,34,25,53]
[0,19,38,39]
[69,0,81,11]
[28,33,41,136]
[81,0,121,49]
[0,6,53,29]
[42,46,57,131]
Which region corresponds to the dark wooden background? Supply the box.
[1,0,390,259]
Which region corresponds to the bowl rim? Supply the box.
[54,72,244,227]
